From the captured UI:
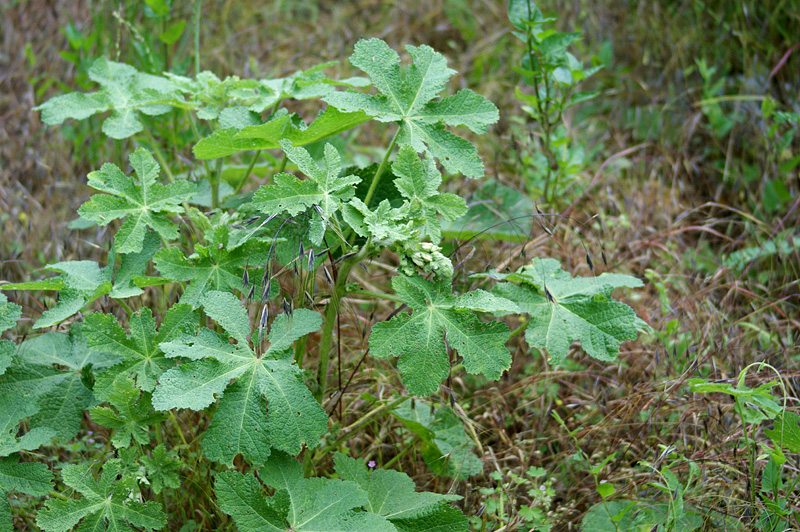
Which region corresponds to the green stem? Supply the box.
[271,153,288,185]
[115,298,134,316]
[294,334,307,367]
[338,395,409,442]
[233,149,262,195]
[383,435,420,469]
[315,243,371,402]
[363,127,400,208]
[210,158,223,209]
[346,289,404,303]
[168,411,188,448]
[193,0,203,76]
[508,319,530,340]
[142,127,175,182]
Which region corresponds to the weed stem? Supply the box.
[363,127,400,208]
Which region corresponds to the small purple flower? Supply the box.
[367,460,376,469]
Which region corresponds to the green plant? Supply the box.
[508,0,601,205]
[689,363,800,530]
[1,31,650,530]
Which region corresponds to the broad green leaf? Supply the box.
[109,231,162,298]
[89,375,166,448]
[35,57,183,139]
[334,453,462,521]
[391,146,467,241]
[0,294,21,376]
[0,455,52,497]
[153,224,269,307]
[152,293,325,466]
[84,305,197,401]
[2,261,111,329]
[217,452,396,532]
[140,444,182,494]
[78,148,195,253]
[193,106,370,160]
[215,470,285,531]
[0,294,21,334]
[36,461,167,532]
[370,274,511,396]
[765,412,800,453]
[391,402,483,480]
[0,393,54,457]
[486,258,649,364]
[16,323,116,442]
[1,234,161,328]
[391,505,469,532]
[324,39,498,178]
[253,141,359,222]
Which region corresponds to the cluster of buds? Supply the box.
[397,241,453,279]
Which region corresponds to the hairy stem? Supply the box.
[346,288,404,303]
[233,149,262,195]
[363,127,400,208]
[142,127,175,182]
[315,243,371,402]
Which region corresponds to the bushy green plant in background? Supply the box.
[0,5,653,530]
[508,0,601,205]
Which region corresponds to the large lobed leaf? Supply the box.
[78,148,195,254]
[36,461,166,532]
[152,291,325,466]
[154,224,270,308]
[216,451,467,532]
[484,258,650,363]
[13,323,117,442]
[83,305,197,402]
[193,106,370,160]
[369,274,511,396]
[35,57,184,139]
[1,232,162,328]
[324,38,498,178]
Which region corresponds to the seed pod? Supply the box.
[247,284,256,302]
[307,248,315,270]
[259,304,269,330]
[242,266,250,292]
[323,266,333,284]
[586,252,594,272]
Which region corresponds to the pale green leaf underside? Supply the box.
[78,148,194,254]
[35,57,181,139]
[489,258,649,363]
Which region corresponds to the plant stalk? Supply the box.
[363,127,400,208]
[314,243,370,402]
